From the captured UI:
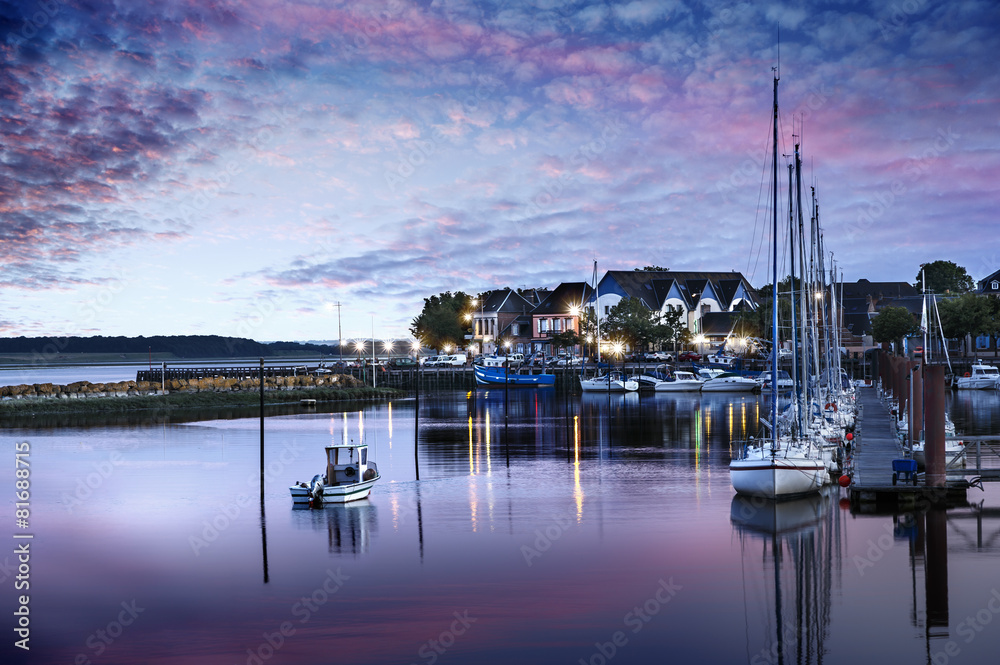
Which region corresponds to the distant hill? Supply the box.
[0,335,338,359]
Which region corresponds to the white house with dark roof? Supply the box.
[977,269,1000,296]
[589,270,758,338]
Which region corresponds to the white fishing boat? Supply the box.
[290,442,380,505]
[654,370,704,392]
[701,372,760,393]
[955,360,1000,390]
[579,370,638,392]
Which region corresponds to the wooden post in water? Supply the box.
[259,358,265,501]
[924,507,949,629]
[923,364,946,487]
[910,362,923,446]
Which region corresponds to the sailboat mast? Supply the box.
[770,71,780,446]
[594,259,601,364]
[788,162,801,436]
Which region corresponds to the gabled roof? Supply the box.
[978,269,1000,294]
[839,279,919,300]
[599,270,759,311]
[481,288,534,314]
[532,282,593,316]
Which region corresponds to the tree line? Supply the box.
[0,335,337,359]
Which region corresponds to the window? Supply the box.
[701,304,710,316]
[539,319,548,333]
[553,318,562,332]
[992,280,999,290]
[604,306,610,316]
[511,324,519,336]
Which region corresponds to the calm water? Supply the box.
[3,387,1000,664]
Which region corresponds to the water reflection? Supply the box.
[291,501,378,556]
[731,489,841,665]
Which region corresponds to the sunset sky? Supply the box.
[2,0,998,342]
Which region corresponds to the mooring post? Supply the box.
[259,357,265,501]
[923,364,946,487]
[911,362,923,446]
[924,507,949,628]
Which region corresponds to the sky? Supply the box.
[1,0,998,343]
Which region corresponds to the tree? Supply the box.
[409,291,473,351]
[937,293,1000,355]
[657,307,690,352]
[917,260,974,294]
[604,297,657,352]
[549,330,580,354]
[871,306,919,351]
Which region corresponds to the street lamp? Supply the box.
[383,340,394,363]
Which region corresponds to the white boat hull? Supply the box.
[289,476,379,504]
[702,378,760,392]
[955,377,998,390]
[729,456,826,499]
[654,380,703,392]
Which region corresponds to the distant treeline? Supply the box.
[0,335,338,359]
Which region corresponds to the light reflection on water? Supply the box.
[2,388,1000,664]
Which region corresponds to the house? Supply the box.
[530,282,594,355]
[469,288,535,355]
[588,270,759,344]
[977,269,1000,296]
[838,279,922,342]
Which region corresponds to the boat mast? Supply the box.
[788,162,802,436]
[593,259,601,364]
[770,69,779,450]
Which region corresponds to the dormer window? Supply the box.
[992,280,999,290]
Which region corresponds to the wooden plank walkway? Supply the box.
[849,386,968,509]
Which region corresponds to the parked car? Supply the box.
[389,357,418,368]
[677,351,701,362]
[555,355,582,367]
[644,351,674,362]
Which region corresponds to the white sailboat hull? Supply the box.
[729,456,826,500]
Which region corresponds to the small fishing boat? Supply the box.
[911,439,966,469]
[290,442,379,505]
[580,370,638,392]
[955,360,1000,390]
[654,370,703,392]
[474,365,555,386]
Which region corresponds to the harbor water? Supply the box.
[3,385,1000,664]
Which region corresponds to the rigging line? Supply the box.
[746,115,775,284]
[748,110,777,284]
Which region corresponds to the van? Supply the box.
[443,354,468,366]
[505,353,524,365]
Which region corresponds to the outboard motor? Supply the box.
[308,474,325,507]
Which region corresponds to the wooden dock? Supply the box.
[848,386,969,511]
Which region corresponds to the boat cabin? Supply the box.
[325,444,371,486]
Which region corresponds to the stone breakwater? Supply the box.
[0,373,363,400]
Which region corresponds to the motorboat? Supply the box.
[290,442,379,505]
[701,372,760,393]
[474,365,555,387]
[579,370,639,392]
[654,370,703,392]
[955,360,999,390]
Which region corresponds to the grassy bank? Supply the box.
[0,386,405,416]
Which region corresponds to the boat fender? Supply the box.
[344,466,356,478]
[964,372,970,377]
[363,468,376,481]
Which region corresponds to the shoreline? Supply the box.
[0,384,405,416]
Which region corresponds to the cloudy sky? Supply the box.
[2,0,998,342]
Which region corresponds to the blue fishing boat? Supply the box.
[473,365,555,387]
